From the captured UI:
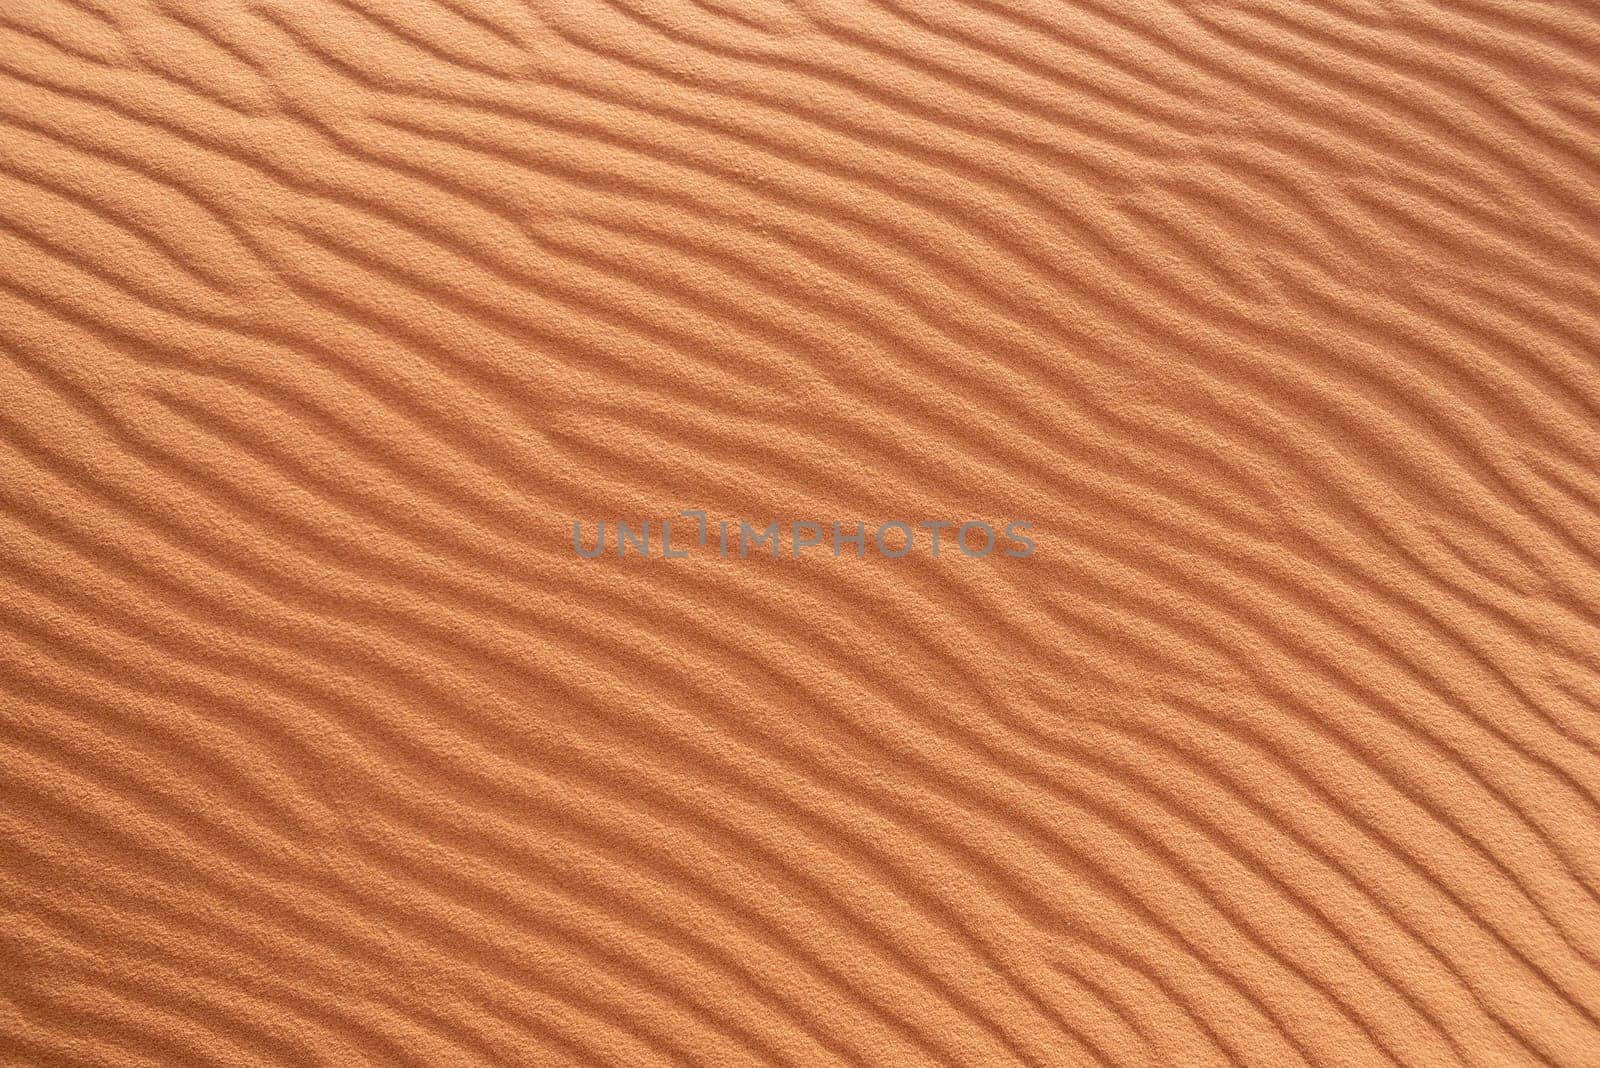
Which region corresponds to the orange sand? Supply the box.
[3,1,1600,1064]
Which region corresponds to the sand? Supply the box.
[3,0,1600,1064]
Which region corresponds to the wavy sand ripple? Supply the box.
[3,0,1599,1064]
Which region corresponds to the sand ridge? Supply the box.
[2,0,1600,1064]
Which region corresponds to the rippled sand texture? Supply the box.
[4,0,1600,1064]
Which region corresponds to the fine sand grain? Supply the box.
[3,1,1600,1064]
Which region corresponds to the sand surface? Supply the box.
[3,1,1600,1064]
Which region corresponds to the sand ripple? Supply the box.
[3,0,1599,1063]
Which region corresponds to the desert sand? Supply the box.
[3,0,1600,1064]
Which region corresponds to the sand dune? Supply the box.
[3,0,1600,1064]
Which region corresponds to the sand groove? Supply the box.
[3,0,1600,1064]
